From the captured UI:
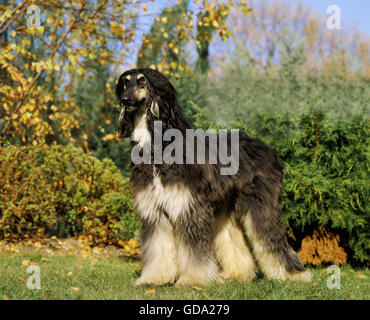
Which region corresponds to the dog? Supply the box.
[116,68,312,286]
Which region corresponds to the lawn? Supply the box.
[0,251,368,300]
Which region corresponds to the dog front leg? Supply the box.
[135,215,178,286]
[174,208,218,287]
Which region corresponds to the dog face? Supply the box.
[116,68,178,138]
[116,72,149,112]
[116,70,151,138]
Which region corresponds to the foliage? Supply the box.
[201,57,370,126]
[298,227,347,266]
[137,0,189,72]
[0,0,138,145]
[0,143,137,244]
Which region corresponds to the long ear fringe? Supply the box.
[147,96,174,129]
[115,77,124,99]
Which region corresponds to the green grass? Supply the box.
[0,252,369,300]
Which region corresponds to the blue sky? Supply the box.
[122,0,370,70]
[284,0,370,35]
[148,0,370,35]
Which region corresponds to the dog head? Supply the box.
[116,68,178,138]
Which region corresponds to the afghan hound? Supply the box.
[115,68,312,286]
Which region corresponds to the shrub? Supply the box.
[0,143,137,244]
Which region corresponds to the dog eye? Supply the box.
[137,77,145,86]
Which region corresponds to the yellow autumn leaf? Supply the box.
[104,133,115,141]
[127,238,138,248]
[80,48,87,57]
[145,288,156,294]
[192,285,203,291]
[21,260,30,267]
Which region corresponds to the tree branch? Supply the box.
[0,1,30,34]
[1,0,88,136]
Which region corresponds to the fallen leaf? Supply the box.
[67,272,73,276]
[192,286,203,291]
[145,288,155,294]
[2,296,10,300]
[34,242,42,249]
[127,238,138,248]
[42,291,54,296]
[70,287,81,292]
[21,260,37,267]
[357,274,367,279]
[92,246,103,254]
[21,260,30,267]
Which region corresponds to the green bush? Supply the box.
[0,143,137,244]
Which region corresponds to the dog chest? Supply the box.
[134,173,194,223]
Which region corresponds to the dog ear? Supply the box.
[171,108,176,121]
[119,104,126,122]
[150,100,160,118]
[115,77,124,99]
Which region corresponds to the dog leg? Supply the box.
[135,215,178,286]
[241,209,312,282]
[214,213,256,282]
[174,208,218,287]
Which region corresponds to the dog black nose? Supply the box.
[120,96,131,105]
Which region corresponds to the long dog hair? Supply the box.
[116,68,312,286]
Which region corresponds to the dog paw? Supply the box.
[288,270,313,282]
[134,275,176,287]
[134,277,151,287]
[220,270,256,283]
[175,275,213,287]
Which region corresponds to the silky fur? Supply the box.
[116,68,311,286]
